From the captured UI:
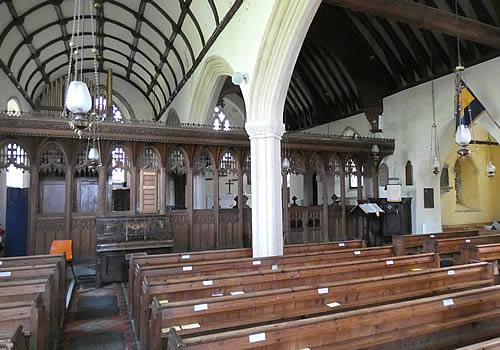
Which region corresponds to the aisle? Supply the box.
[58,283,137,350]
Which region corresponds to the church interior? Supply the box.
[0,0,500,349]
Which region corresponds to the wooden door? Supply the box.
[140,170,158,213]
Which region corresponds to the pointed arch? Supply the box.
[189,55,234,124]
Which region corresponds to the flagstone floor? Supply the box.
[58,282,137,350]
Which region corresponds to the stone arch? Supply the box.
[246,0,321,126]
[189,56,234,124]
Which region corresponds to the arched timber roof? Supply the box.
[0,0,242,117]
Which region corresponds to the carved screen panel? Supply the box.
[40,181,65,213]
[76,180,98,213]
[141,170,158,213]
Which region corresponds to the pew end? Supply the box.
[167,328,186,350]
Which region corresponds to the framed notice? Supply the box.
[424,188,434,208]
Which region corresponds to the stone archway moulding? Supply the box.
[189,55,234,124]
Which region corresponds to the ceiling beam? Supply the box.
[323,0,500,49]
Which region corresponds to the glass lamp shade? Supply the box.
[87,146,100,168]
[66,81,92,115]
[432,156,441,175]
[487,160,496,178]
[455,124,472,147]
[282,157,291,172]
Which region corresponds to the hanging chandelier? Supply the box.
[430,79,441,175]
[63,0,103,135]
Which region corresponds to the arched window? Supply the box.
[341,127,359,138]
[6,98,21,117]
[378,163,389,187]
[110,146,130,212]
[0,142,30,188]
[212,105,231,131]
[96,96,123,122]
[348,159,363,189]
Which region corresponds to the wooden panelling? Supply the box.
[191,210,216,251]
[33,217,65,255]
[71,216,97,258]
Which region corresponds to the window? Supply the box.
[111,146,128,184]
[95,96,123,122]
[348,159,363,189]
[212,106,230,131]
[6,98,21,116]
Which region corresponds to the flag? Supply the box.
[455,79,486,129]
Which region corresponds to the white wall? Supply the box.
[164,1,277,122]
[305,56,500,233]
[0,70,33,113]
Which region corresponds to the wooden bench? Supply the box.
[0,326,26,350]
[423,234,500,261]
[136,253,438,342]
[0,263,64,330]
[462,242,500,280]
[147,262,494,350]
[128,240,364,309]
[392,230,479,255]
[0,294,46,350]
[167,285,500,349]
[132,246,393,331]
[0,277,60,350]
[455,337,500,350]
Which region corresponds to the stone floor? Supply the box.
[58,280,137,350]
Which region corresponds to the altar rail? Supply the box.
[30,206,365,257]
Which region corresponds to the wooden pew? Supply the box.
[455,337,500,350]
[132,246,393,329]
[423,234,500,260]
[128,240,364,309]
[0,263,64,330]
[0,326,26,350]
[167,285,500,350]
[0,294,46,350]
[147,262,494,350]
[462,242,500,281]
[0,278,58,350]
[392,229,479,255]
[137,253,438,342]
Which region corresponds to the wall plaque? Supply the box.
[424,188,434,209]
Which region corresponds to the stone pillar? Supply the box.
[159,167,166,214]
[64,165,74,239]
[28,165,39,254]
[98,167,106,215]
[245,121,285,258]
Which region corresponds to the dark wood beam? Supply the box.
[323,0,500,49]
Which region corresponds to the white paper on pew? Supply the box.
[272,264,279,270]
[249,333,266,343]
[253,260,261,265]
[447,270,455,276]
[159,299,169,304]
[0,272,11,277]
[326,302,341,308]
[353,250,361,255]
[182,266,192,271]
[338,243,345,247]
[443,298,454,306]
[230,291,245,296]
[212,293,224,297]
[162,326,181,333]
[181,323,201,330]
[386,260,394,265]
[0,261,3,265]
[203,280,213,286]
[194,303,208,312]
[430,235,435,238]
[181,254,191,259]
[300,348,311,350]
[317,287,329,295]
[465,239,471,243]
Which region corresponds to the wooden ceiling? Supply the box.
[285,0,500,131]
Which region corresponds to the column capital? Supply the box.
[245,121,285,140]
